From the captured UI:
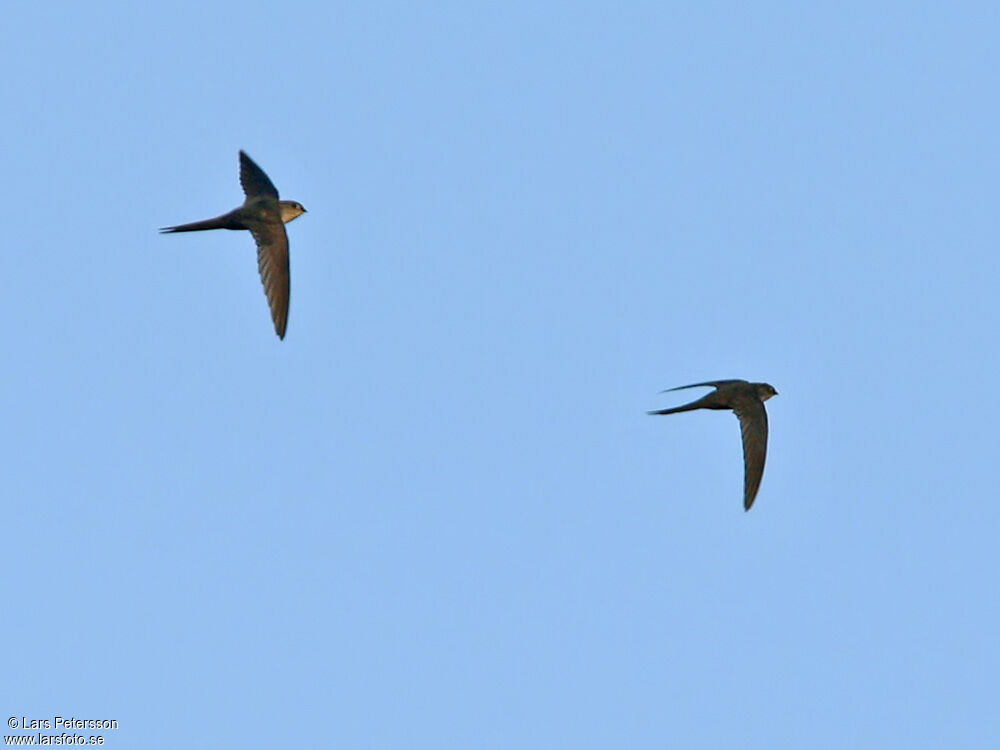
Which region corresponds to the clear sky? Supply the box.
[3,1,998,747]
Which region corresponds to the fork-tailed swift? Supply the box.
[160,150,306,339]
[648,379,778,511]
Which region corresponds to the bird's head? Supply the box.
[280,201,308,223]
[754,383,778,401]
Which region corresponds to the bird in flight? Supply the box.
[160,151,307,339]
[648,379,778,511]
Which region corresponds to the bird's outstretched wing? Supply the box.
[247,221,290,339]
[661,379,745,393]
[239,151,280,199]
[733,397,768,510]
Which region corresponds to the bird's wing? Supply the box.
[733,397,768,510]
[247,221,290,339]
[239,151,280,199]
[662,379,745,393]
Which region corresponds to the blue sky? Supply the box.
[3,1,999,747]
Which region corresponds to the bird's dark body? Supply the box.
[159,152,306,339]
[649,379,778,510]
